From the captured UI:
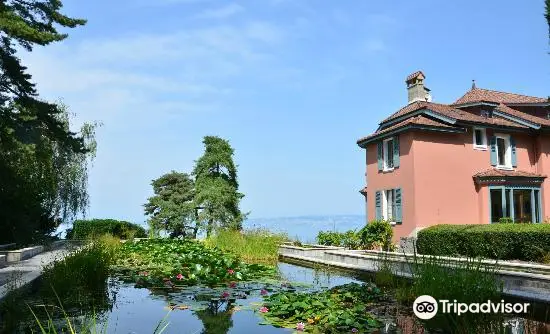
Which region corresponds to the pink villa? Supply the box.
[357,71,550,243]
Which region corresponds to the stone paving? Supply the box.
[0,247,71,299]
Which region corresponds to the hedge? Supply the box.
[68,219,147,240]
[417,224,550,262]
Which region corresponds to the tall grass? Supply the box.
[40,235,120,305]
[396,253,505,334]
[205,229,287,265]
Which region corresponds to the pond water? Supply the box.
[99,262,367,334]
[81,263,550,333]
[5,261,550,333]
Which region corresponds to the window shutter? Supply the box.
[395,188,402,223]
[490,136,497,166]
[510,136,517,167]
[393,136,400,168]
[377,142,383,171]
[375,191,382,220]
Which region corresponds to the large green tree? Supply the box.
[144,171,198,238]
[1,0,87,152]
[193,136,246,236]
[0,104,98,243]
[546,0,550,39]
[0,1,91,243]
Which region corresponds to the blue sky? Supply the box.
[22,0,549,224]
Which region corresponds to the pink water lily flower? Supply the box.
[140,271,148,276]
[351,328,358,333]
[260,289,268,295]
[259,306,269,313]
[221,291,230,298]
[296,322,305,331]
[229,281,237,288]
[227,269,235,275]
[176,273,184,280]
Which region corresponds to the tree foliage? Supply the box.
[1,0,87,152]
[193,136,246,236]
[144,171,197,238]
[546,0,550,40]
[0,103,98,244]
[0,1,90,244]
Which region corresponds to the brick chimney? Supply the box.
[406,71,431,104]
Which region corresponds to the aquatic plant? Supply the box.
[114,239,276,288]
[260,282,382,333]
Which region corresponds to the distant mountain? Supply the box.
[244,215,366,243]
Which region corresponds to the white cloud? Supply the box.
[194,3,244,19]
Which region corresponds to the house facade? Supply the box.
[357,71,550,242]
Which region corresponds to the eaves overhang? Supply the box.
[474,175,546,185]
[380,108,457,128]
[357,124,465,148]
[492,110,541,130]
[452,101,499,108]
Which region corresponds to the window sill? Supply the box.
[390,221,397,226]
[496,165,514,171]
[382,167,395,173]
[473,145,487,151]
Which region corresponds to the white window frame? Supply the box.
[473,127,487,150]
[383,138,394,171]
[382,189,396,224]
[495,133,512,170]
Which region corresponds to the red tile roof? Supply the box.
[495,103,550,126]
[357,115,459,143]
[454,88,547,105]
[381,101,528,129]
[406,71,425,82]
[473,168,546,178]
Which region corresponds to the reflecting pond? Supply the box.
[4,261,550,333]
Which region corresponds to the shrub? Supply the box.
[316,231,344,247]
[417,224,550,262]
[359,220,393,251]
[316,230,362,249]
[498,217,513,224]
[69,219,147,240]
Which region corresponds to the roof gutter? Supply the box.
[505,102,550,107]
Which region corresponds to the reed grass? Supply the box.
[395,252,506,334]
[40,235,121,306]
[205,228,287,265]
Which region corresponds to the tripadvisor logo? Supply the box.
[413,295,529,320]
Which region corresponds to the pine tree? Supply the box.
[144,171,197,238]
[193,136,246,236]
[0,0,87,152]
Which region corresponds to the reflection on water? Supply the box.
[6,261,550,333]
